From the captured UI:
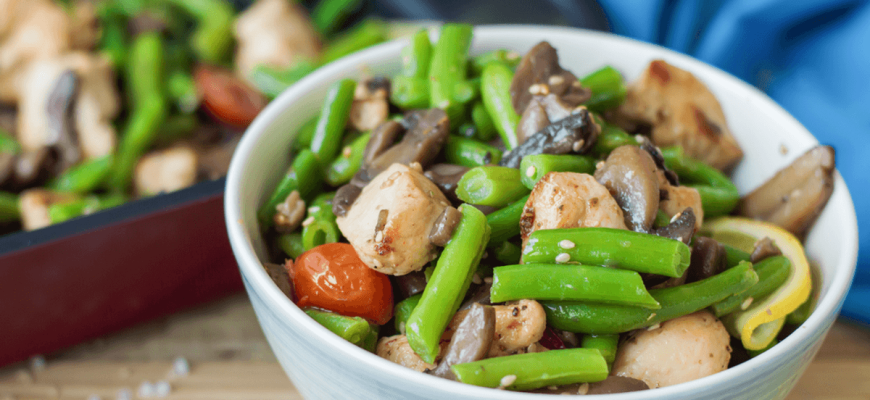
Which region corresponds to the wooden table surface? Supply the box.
[2,294,869,400]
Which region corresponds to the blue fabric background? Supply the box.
[595,0,869,323]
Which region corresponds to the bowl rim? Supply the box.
[225,24,859,398]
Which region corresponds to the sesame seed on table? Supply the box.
[0,294,868,399]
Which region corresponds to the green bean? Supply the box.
[456,166,529,208]
[452,79,480,105]
[311,0,363,37]
[97,7,128,68]
[493,241,522,265]
[469,49,521,76]
[451,348,608,390]
[49,155,114,194]
[359,323,380,353]
[711,256,791,317]
[393,293,422,333]
[276,233,306,259]
[304,308,373,345]
[428,23,473,123]
[445,135,503,168]
[406,205,489,364]
[292,116,320,151]
[661,146,740,217]
[390,76,430,109]
[481,62,520,150]
[723,244,751,267]
[580,66,627,112]
[581,334,619,366]
[322,19,388,63]
[249,61,319,99]
[0,192,19,222]
[301,193,340,251]
[310,79,356,162]
[747,338,778,358]
[486,194,528,245]
[493,264,659,308]
[400,29,432,79]
[166,70,199,113]
[470,101,497,141]
[257,149,323,227]
[167,0,235,63]
[0,129,20,155]
[654,209,670,228]
[325,132,370,186]
[154,114,198,146]
[542,261,758,334]
[519,154,596,190]
[787,285,815,325]
[523,227,692,278]
[48,194,126,224]
[591,124,638,156]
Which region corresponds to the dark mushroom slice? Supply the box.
[458,282,493,311]
[0,152,14,187]
[737,145,835,238]
[45,70,81,173]
[639,137,679,186]
[510,41,591,114]
[331,183,362,218]
[426,303,495,380]
[499,107,599,169]
[516,94,579,146]
[128,11,168,36]
[652,207,696,244]
[594,145,661,232]
[750,236,782,263]
[429,206,462,247]
[0,105,16,135]
[423,163,469,204]
[395,270,428,299]
[264,262,294,299]
[685,235,727,284]
[587,376,650,395]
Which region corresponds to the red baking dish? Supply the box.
[0,178,243,366]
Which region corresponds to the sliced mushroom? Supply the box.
[427,303,495,380]
[594,145,661,232]
[395,270,427,299]
[499,108,599,169]
[273,190,306,234]
[516,96,549,145]
[510,41,591,114]
[356,109,450,183]
[18,188,75,231]
[423,163,468,204]
[428,205,462,246]
[737,145,835,238]
[652,207,696,244]
[686,236,727,284]
[134,146,199,196]
[264,262,294,299]
[349,77,390,132]
[445,299,547,358]
[587,376,650,394]
[611,60,743,171]
[44,69,80,172]
[750,237,782,263]
[0,152,13,186]
[331,183,362,218]
[458,282,493,311]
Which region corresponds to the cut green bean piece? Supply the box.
[787,284,815,325]
[661,146,740,217]
[166,70,199,113]
[591,124,638,156]
[654,209,670,228]
[400,29,432,78]
[451,348,608,390]
[428,23,473,123]
[711,256,791,317]
[0,192,19,222]
[249,61,319,99]
[359,323,380,353]
[519,154,596,190]
[481,62,520,150]
[406,205,490,364]
[723,244,751,267]
[470,101,497,141]
[486,194,528,245]
[304,308,372,345]
[390,76,430,109]
[322,19,388,63]
[581,334,619,365]
[326,132,371,186]
[257,149,323,227]
[0,129,20,155]
[470,49,521,76]
[49,155,114,194]
[542,261,758,334]
[523,228,692,278]
[167,0,235,63]
[301,193,340,251]
[394,293,422,333]
[445,135,502,168]
[456,166,529,208]
[580,66,627,112]
[276,233,306,259]
[492,264,659,308]
[292,116,319,151]
[311,0,362,37]
[493,241,521,265]
[310,79,356,162]
[48,194,126,224]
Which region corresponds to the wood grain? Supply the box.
[1,294,868,399]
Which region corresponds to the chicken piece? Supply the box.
[68,1,99,51]
[233,0,321,81]
[18,188,76,231]
[336,163,449,276]
[445,299,547,358]
[612,310,731,388]
[0,0,71,74]
[349,77,389,132]
[614,60,743,171]
[660,185,704,231]
[520,172,627,243]
[134,146,199,196]
[377,334,436,372]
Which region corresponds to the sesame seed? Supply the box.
[342,146,352,158]
[472,273,482,285]
[301,216,315,227]
[647,313,657,321]
[647,323,661,331]
[548,386,558,390]
[484,277,493,284]
[780,144,788,155]
[409,161,422,171]
[308,206,321,214]
[741,297,754,310]
[399,321,406,335]
[635,134,645,142]
[670,212,681,223]
[558,240,575,249]
[506,51,520,60]
[500,374,517,388]
[577,383,589,395]
[572,139,585,152]
[525,165,536,178]
[595,161,606,170]
[548,75,565,86]
[375,231,384,242]
[555,253,570,263]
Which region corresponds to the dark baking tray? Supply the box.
[0,178,243,366]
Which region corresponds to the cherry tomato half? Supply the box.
[289,243,393,325]
[194,64,266,129]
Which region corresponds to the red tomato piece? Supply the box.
[194,64,266,129]
[289,243,393,325]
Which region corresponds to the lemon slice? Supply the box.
[702,217,812,350]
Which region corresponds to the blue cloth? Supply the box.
[596,0,870,323]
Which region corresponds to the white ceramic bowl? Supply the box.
[225,25,858,400]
